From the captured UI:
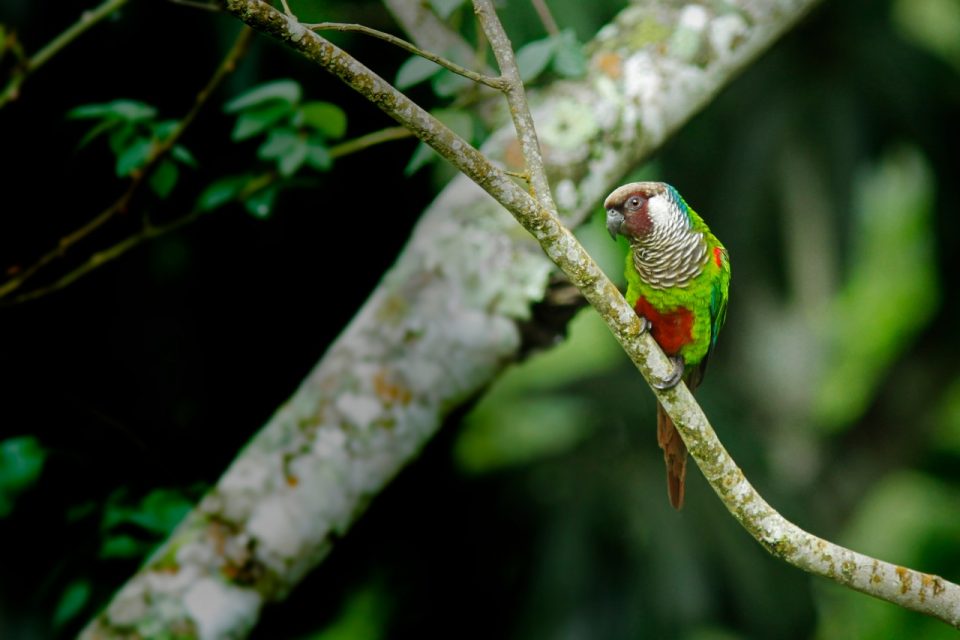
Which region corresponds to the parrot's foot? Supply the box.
[651,355,684,390]
[638,316,652,333]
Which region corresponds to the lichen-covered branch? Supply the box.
[83,0,959,637]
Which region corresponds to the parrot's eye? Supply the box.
[626,195,644,211]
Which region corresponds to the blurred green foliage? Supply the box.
[205,78,347,217]
[814,146,939,429]
[68,98,197,198]
[0,435,46,518]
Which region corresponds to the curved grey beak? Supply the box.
[606,209,624,239]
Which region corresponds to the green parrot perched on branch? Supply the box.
[605,182,731,509]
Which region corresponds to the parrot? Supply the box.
[604,181,731,510]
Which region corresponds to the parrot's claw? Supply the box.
[638,316,652,333]
[651,356,684,390]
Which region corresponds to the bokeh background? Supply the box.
[1,0,959,638]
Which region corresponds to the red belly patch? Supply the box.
[635,297,694,356]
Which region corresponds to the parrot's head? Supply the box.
[604,181,681,241]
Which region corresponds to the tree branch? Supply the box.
[472,1,549,211]
[304,22,507,90]
[83,1,959,637]
[0,0,131,108]
[530,0,560,37]
[381,0,476,64]
[0,27,254,303]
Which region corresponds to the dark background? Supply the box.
[1,0,959,638]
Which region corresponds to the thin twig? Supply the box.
[6,118,408,304]
[304,22,508,91]
[328,126,412,158]
[473,0,556,211]
[8,213,203,305]
[0,27,254,301]
[0,0,131,108]
[530,0,560,36]
[382,0,478,66]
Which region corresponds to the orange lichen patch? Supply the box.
[933,576,946,596]
[286,474,299,487]
[896,566,912,594]
[374,369,412,406]
[595,51,622,78]
[919,574,946,603]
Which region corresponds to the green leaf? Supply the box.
[893,0,960,73]
[68,99,157,122]
[297,101,347,139]
[515,36,556,82]
[108,123,137,155]
[101,488,194,551]
[0,436,46,518]
[306,139,332,171]
[224,79,302,113]
[152,118,179,140]
[551,30,587,78]
[149,159,179,199]
[395,55,442,89]
[126,489,193,534]
[303,583,388,640]
[100,533,149,559]
[278,138,309,177]
[171,144,197,168]
[77,119,120,149]
[429,0,466,20]
[404,110,472,176]
[258,127,300,160]
[432,108,473,141]
[404,142,436,176]
[244,186,278,219]
[197,175,248,211]
[115,136,153,177]
[231,101,294,141]
[431,69,473,97]
[52,580,92,630]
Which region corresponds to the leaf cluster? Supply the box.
[68,99,197,199]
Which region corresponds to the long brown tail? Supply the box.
[657,402,687,510]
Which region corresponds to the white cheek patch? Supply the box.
[646,194,675,230]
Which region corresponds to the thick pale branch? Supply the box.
[81,1,959,638]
